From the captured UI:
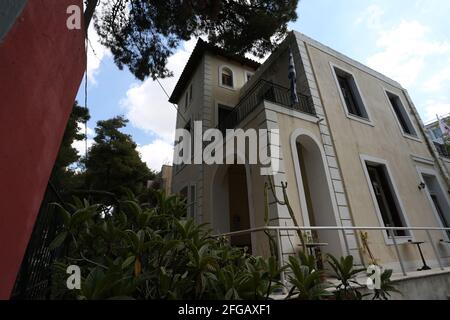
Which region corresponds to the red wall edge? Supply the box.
[0,0,86,298]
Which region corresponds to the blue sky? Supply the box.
[75,0,450,171]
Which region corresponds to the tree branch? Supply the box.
[84,0,100,32]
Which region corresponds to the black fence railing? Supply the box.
[11,182,64,300]
[434,141,450,158]
[218,79,315,133]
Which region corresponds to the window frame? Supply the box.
[215,100,234,127]
[415,166,450,241]
[244,70,254,83]
[218,65,236,90]
[330,62,374,126]
[383,88,421,142]
[360,154,414,244]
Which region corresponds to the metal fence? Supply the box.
[216,225,450,286]
[10,183,64,300]
[218,79,315,134]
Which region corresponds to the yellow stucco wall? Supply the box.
[306,42,450,266]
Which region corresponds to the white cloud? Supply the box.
[72,138,94,158]
[355,4,384,30]
[71,122,95,157]
[423,58,450,92]
[86,24,110,84]
[120,38,198,143]
[423,100,450,123]
[138,139,174,171]
[366,20,450,87]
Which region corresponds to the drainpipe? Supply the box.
[402,89,450,188]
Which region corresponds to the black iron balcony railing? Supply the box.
[434,141,450,158]
[218,79,315,133]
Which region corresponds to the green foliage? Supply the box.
[49,190,399,300]
[286,254,332,300]
[83,116,155,202]
[50,102,90,191]
[49,190,284,300]
[94,0,299,80]
[326,254,366,300]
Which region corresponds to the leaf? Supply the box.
[122,256,136,269]
[51,202,70,225]
[49,231,68,250]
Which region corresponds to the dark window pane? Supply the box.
[389,95,412,135]
[337,74,361,117]
[367,164,406,237]
[218,104,233,128]
[222,68,233,87]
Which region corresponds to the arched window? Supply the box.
[220,66,234,88]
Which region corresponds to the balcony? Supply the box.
[218,79,315,133]
[434,142,450,159]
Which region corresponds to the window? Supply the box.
[189,185,196,218]
[184,120,193,160]
[179,187,188,218]
[245,71,254,82]
[220,67,234,88]
[333,66,369,119]
[431,127,443,140]
[386,91,416,136]
[422,173,450,238]
[218,104,233,127]
[362,158,410,238]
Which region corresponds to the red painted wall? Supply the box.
[0,0,86,298]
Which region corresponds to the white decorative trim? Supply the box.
[359,154,415,244]
[329,62,374,127]
[208,151,257,253]
[382,87,422,142]
[264,101,319,123]
[410,154,435,166]
[290,128,347,256]
[244,70,254,83]
[218,65,236,90]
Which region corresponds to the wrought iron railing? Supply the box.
[215,225,450,286]
[218,79,315,133]
[11,182,64,300]
[434,142,450,158]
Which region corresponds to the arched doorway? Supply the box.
[291,130,344,259]
[211,164,252,251]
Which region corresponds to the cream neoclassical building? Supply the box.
[168,32,450,292]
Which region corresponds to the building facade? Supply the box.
[169,32,450,277]
[0,0,86,298]
[425,115,450,173]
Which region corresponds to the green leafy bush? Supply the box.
[49,190,398,300]
[49,190,286,300]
